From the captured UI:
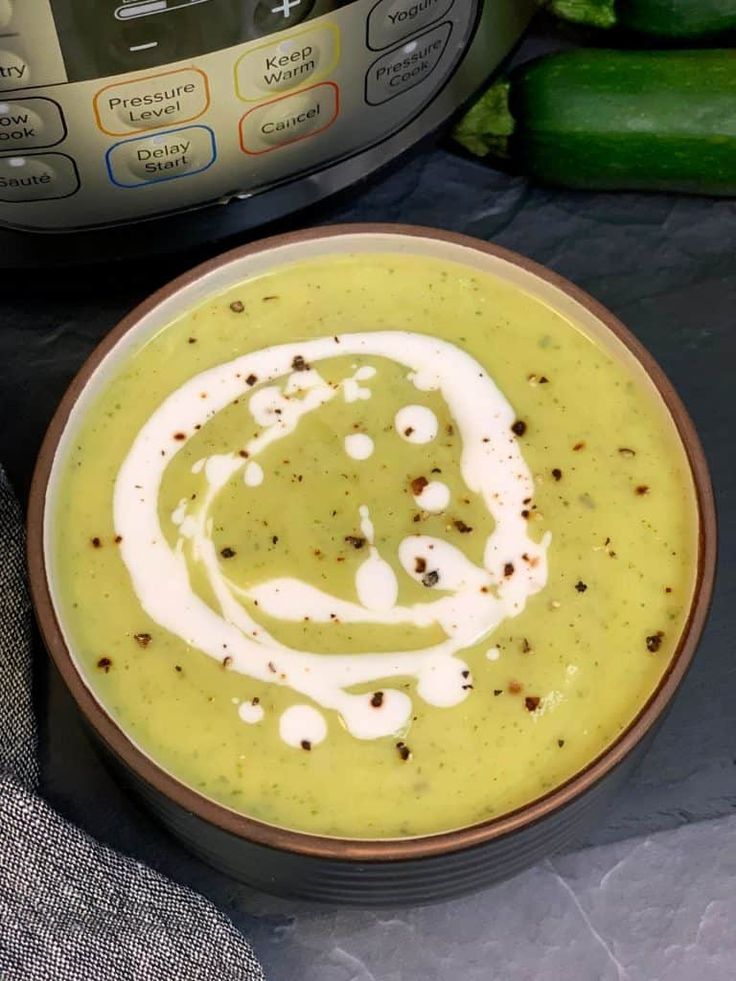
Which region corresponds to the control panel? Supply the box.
[0,0,483,230]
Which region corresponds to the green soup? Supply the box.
[51,252,698,839]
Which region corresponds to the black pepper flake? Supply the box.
[618,447,636,458]
[453,519,473,534]
[91,537,102,548]
[262,295,278,301]
[410,476,428,496]
[494,689,503,697]
[539,376,549,384]
[291,355,310,372]
[521,637,532,653]
[133,632,152,648]
[665,587,672,594]
[344,535,366,549]
[96,656,112,672]
[551,468,563,481]
[511,420,527,437]
[174,664,182,673]
[187,337,197,344]
[173,432,186,441]
[525,696,541,712]
[521,509,530,519]
[573,441,586,452]
[238,450,249,458]
[272,535,279,545]
[371,691,384,708]
[415,556,427,574]
[503,562,515,578]
[575,580,588,593]
[300,740,312,751]
[220,547,236,559]
[431,467,442,474]
[396,741,411,761]
[636,485,650,496]
[222,655,233,669]
[114,535,123,544]
[646,631,664,653]
[404,426,415,437]
[421,569,439,588]
[245,373,258,386]
[268,661,277,673]
[229,300,245,313]
[557,739,565,748]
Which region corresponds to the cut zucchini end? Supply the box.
[547,0,617,29]
[452,81,515,160]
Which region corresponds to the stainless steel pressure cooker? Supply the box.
[0,0,536,262]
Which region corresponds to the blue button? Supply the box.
[105,124,216,188]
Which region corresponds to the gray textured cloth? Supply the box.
[0,468,265,981]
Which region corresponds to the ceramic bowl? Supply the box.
[28,226,716,905]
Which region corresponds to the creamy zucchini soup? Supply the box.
[52,252,697,838]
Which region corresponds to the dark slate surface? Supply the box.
[1,77,734,976]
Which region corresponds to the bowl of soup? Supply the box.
[28,226,715,904]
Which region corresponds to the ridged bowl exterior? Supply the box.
[101,729,653,905]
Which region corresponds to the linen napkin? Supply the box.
[0,466,265,981]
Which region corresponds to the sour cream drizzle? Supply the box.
[414,480,450,513]
[114,332,550,744]
[344,433,374,460]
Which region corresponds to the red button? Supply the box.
[239,82,339,156]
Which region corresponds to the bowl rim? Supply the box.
[27,223,717,863]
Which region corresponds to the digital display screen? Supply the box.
[50,0,358,82]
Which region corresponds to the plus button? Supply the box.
[271,0,302,18]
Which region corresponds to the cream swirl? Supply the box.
[114,332,550,744]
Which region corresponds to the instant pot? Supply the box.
[0,1,535,263]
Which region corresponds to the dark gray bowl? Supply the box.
[28,225,716,905]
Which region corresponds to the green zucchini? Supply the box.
[548,0,736,40]
[453,49,736,196]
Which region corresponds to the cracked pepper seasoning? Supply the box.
[53,252,698,839]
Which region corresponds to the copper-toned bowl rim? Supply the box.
[28,224,717,863]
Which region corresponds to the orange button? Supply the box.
[239,82,339,156]
[94,68,210,137]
